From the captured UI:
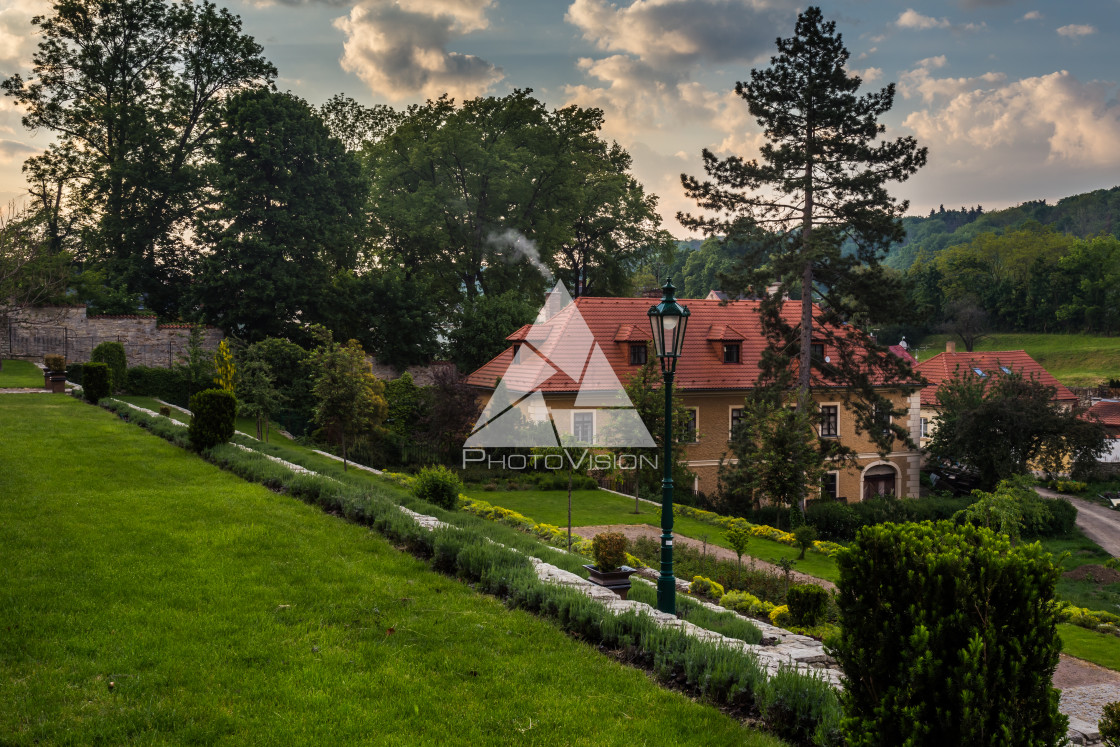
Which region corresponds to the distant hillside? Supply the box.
[885,186,1120,270]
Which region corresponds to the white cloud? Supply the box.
[896,9,950,30]
[566,0,786,70]
[0,138,35,164]
[334,0,502,101]
[902,68,1120,167]
[1021,11,1043,21]
[0,0,50,70]
[851,67,883,83]
[1057,24,1095,38]
[900,64,1006,104]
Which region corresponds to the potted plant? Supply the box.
[44,354,67,393]
[584,531,636,599]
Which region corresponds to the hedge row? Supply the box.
[98,398,842,746]
[66,364,195,407]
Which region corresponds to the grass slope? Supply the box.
[0,395,780,746]
[466,488,840,583]
[915,333,1120,387]
[0,359,45,388]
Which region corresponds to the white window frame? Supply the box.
[572,410,595,445]
[679,407,699,443]
[729,406,743,441]
[819,402,840,438]
[821,470,840,501]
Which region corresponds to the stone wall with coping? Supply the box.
[2,306,223,368]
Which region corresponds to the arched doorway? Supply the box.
[862,463,898,500]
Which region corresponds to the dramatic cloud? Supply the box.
[566,0,786,70]
[334,0,502,101]
[1057,24,1095,38]
[0,0,50,70]
[902,67,1120,167]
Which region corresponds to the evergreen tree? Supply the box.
[679,5,926,460]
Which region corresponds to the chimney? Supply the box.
[946,341,956,354]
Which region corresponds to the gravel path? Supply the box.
[571,523,837,591]
[1037,486,1120,558]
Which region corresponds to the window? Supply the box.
[723,343,740,363]
[821,472,839,501]
[1000,366,1012,375]
[920,417,928,439]
[875,404,892,435]
[820,405,838,438]
[972,367,987,377]
[810,343,825,362]
[679,409,698,443]
[629,344,647,366]
[730,408,743,439]
[573,412,594,444]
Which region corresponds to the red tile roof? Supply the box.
[889,344,916,364]
[913,350,1076,408]
[466,296,893,393]
[1087,400,1120,428]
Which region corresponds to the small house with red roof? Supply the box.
[913,342,1077,448]
[467,291,922,500]
[1085,400,1120,463]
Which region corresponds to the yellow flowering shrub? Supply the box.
[720,590,775,618]
[689,575,725,599]
[769,604,791,627]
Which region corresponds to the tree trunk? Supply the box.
[567,470,573,552]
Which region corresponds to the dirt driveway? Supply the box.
[572,523,836,591]
[1037,486,1120,557]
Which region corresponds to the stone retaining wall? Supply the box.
[3,306,222,368]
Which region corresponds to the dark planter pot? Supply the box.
[49,374,67,393]
[583,564,636,600]
[43,370,52,389]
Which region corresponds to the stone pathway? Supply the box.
[572,523,836,590]
[1056,654,1120,745]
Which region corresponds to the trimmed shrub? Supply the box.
[769,604,791,627]
[91,341,127,393]
[591,531,628,572]
[44,354,65,372]
[835,520,1067,745]
[126,365,192,407]
[158,405,171,417]
[1042,497,1078,536]
[82,362,111,404]
[65,362,83,385]
[412,465,464,510]
[785,583,830,627]
[188,388,237,451]
[720,590,776,618]
[793,525,818,559]
[688,575,725,600]
[1100,701,1120,747]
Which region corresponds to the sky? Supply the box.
[1,0,1119,237]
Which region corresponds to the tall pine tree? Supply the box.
[680,6,926,455]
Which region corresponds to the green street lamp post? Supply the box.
[647,279,690,614]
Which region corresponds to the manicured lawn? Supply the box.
[916,333,1120,387]
[0,359,45,388]
[0,395,781,746]
[1059,624,1120,672]
[1039,533,1120,612]
[466,488,840,582]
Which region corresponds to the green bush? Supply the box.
[1100,701,1120,747]
[591,531,628,572]
[785,583,830,627]
[188,388,237,451]
[835,520,1067,745]
[126,365,193,407]
[91,341,127,393]
[793,525,818,559]
[65,362,84,385]
[412,465,464,510]
[1041,498,1077,536]
[720,590,776,618]
[82,362,111,404]
[688,575,725,600]
[44,354,65,372]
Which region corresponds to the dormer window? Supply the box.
[630,344,647,366]
[723,343,740,363]
[512,343,521,362]
[972,367,987,378]
[811,343,825,362]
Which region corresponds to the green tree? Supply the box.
[191,89,366,341]
[318,94,401,153]
[679,6,926,441]
[717,391,835,520]
[2,0,275,314]
[928,369,1107,490]
[365,90,667,310]
[447,291,537,374]
[724,525,751,581]
[836,521,1066,744]
[237,344,282,441]
[309,333,387,470]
